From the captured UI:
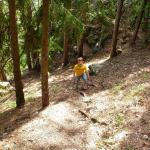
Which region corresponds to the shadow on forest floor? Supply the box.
[0,97,42,139]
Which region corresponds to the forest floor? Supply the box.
[0,40,150,150]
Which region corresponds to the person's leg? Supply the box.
[76,76,80,90]
[82,73,88,89]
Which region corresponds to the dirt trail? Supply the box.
[0,44,150,150]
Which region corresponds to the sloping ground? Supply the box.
[0,44,150,150]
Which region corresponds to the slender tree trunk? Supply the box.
[77,24,86,58]
[63,0,72,66]
[0,65,7,81]
[25,6,32,71]
[110,0,124,58]
[143,8,149,31]
[41,0,49,107]
[8,0,25,107]
[32,52,41,72]
[77,33,85,57]
[143,7,149,42]
[63,31,69,66]
[26,45,32,71]
[131,0,147,44]
[25,33,32,71]
[77,2,89,57]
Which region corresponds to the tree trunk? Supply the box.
[25,33,32,71]
[143,7,149,31]
[143,6,149,42]
[0,65,7,81]
[63,0,72,66]
[77,33,85,57]
[8,0,25,107]
[32,52,41,73]
[110,0,124,58]
[131,0,147,44]
[77,2,89,58]
[25,6,32,71]
[26,44,32,71]
[41,0,49,107]
[63,31,69,66]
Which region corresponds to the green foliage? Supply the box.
[124,144,135,150]
[48,36,63,61]
[0,1,12,76]
[123,0,143,29]
[51,1,84,38]
[115,114,125,126]
[0,0,149,77]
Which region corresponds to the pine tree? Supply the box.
[131,0,148,44]
[110,0,124,58]
[8,0,25,107]
[41,0,49,107]
[63,0,72,66]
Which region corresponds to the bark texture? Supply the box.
[41,0,49,107]
[131,0,147,44]
[8,0,25,107]
[111,0,124,58]
[63,0,72,66]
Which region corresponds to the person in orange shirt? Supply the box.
[73,57,90,90]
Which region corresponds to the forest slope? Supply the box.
[0,43,150,150]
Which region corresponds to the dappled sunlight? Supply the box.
[18,118,68,147]
[24,81,41,98]
[40,102,76,125]
[86,124,102,149]
[48,73,73,84]
[0,99,91,149]
[88,57,109,65]
[82,90,112,112]
[114,130,129,142]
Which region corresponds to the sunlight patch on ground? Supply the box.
[40,102,76,126]
[0,100,16,112]
[86,125,102,150]
[82,90,113,111]
[48,75,59,83]
[1,100,89,149]
[96,130,130,149]
[88,57,109,66]
[14,118,70,148]
[110,67,150,104]
[48,74,73,84]
[114,130,129,142]
[24,81,41,98]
